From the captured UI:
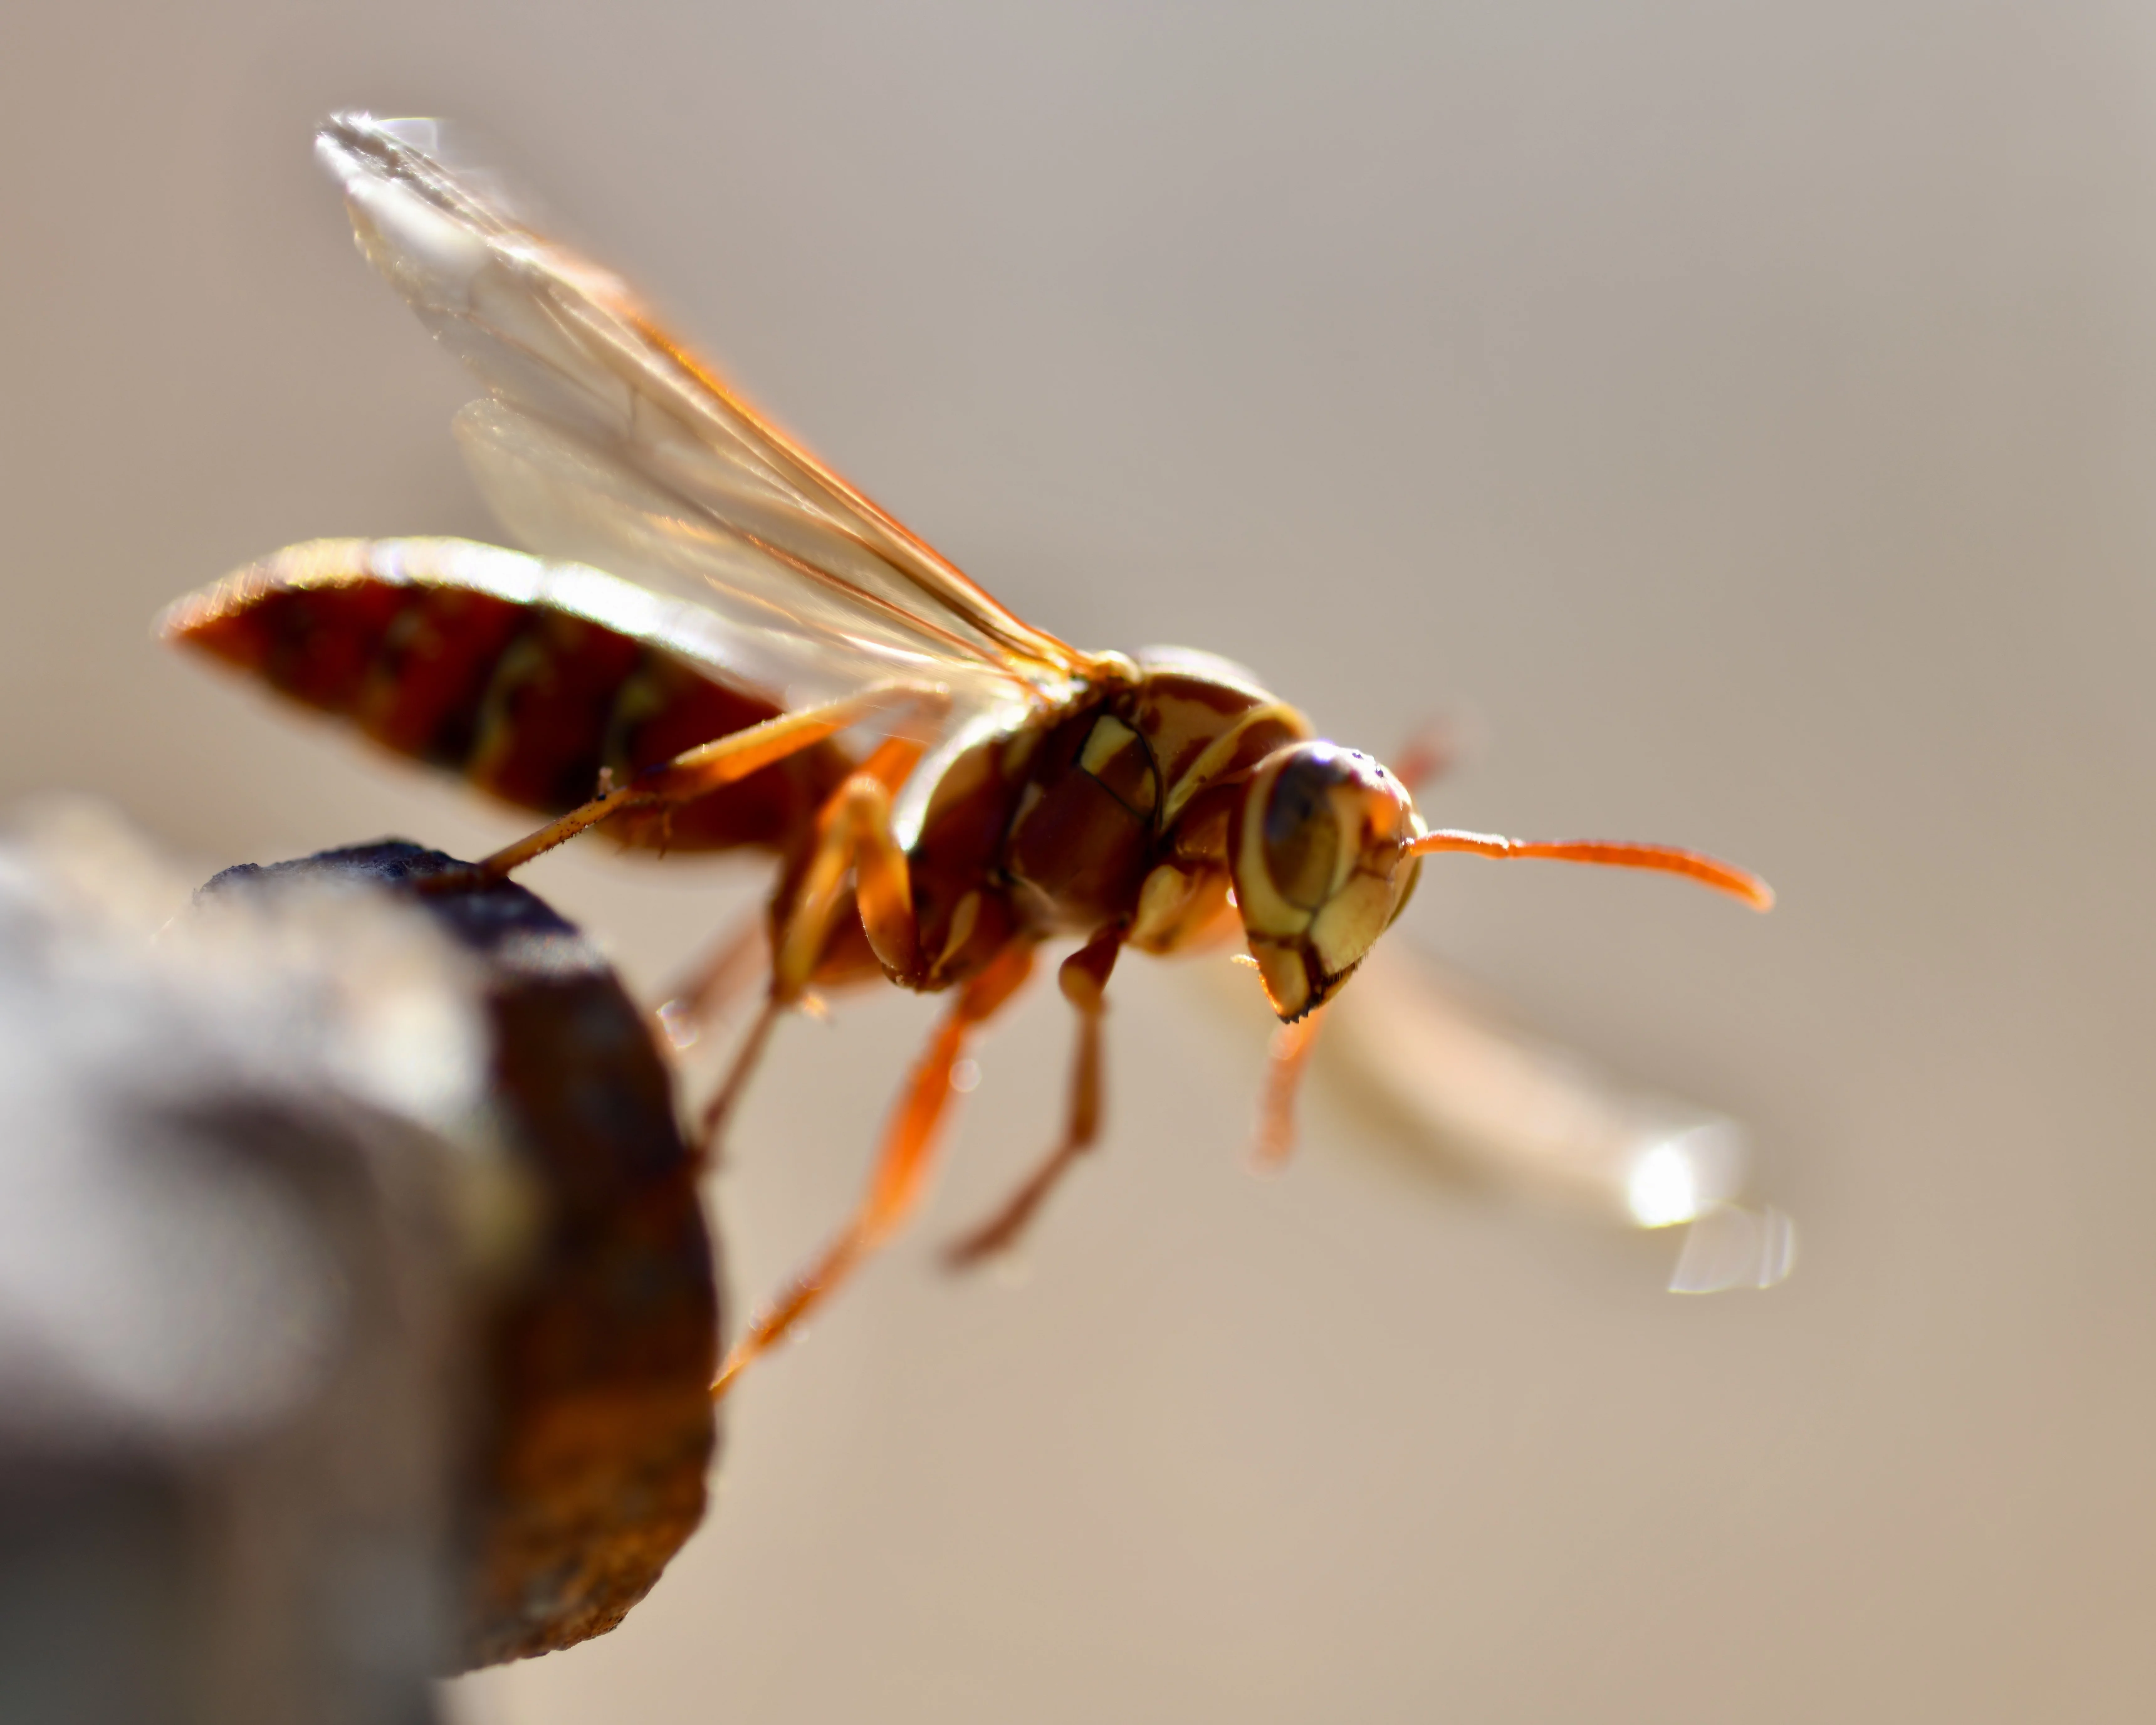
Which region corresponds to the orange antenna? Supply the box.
[1401,829,1774,911]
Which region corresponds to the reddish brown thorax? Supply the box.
[830,650,1315,996]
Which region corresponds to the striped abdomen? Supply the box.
[163,539,854,852]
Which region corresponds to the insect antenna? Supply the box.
[1401,831,1774,911]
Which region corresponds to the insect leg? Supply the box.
[773,735,927,998]
[712,940,1039,1397]
[942,928,1124,1267]
[1252,1002,1328,1168]
[694,733,933,1165]
[467,684,952,879]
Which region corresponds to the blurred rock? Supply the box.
[202,843,722,1669]
[0,814,718,1723]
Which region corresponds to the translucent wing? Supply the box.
[316,113,1094,722]
[1314,942,1795,1292]
[449,399,1023,715]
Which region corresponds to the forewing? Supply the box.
[1316,942,1795,1290]
[452,400,1025,716]
[315,114,1090,713]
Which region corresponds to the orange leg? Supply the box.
[943,928,1124,1267]
[1253,1002,1328,1169]
[694,733,933,1167]
[712,940,1039,1397]
[772,740,925,1001]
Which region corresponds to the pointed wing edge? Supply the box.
[318,113,1101,692]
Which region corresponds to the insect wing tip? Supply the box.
[1666,1204,1798,1294]
[313,112,388,197]
[316,112,501,308]
[315,112,438,181]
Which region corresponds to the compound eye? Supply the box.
[1260,753,1346,911]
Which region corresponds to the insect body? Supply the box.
[165,116,1772,1393]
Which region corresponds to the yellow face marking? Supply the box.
[1249,938,1315,1020]
[1310,871,1397,976]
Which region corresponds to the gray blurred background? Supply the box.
[6,2,2156,1719]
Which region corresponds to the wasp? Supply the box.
[164,116,1773,1396]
